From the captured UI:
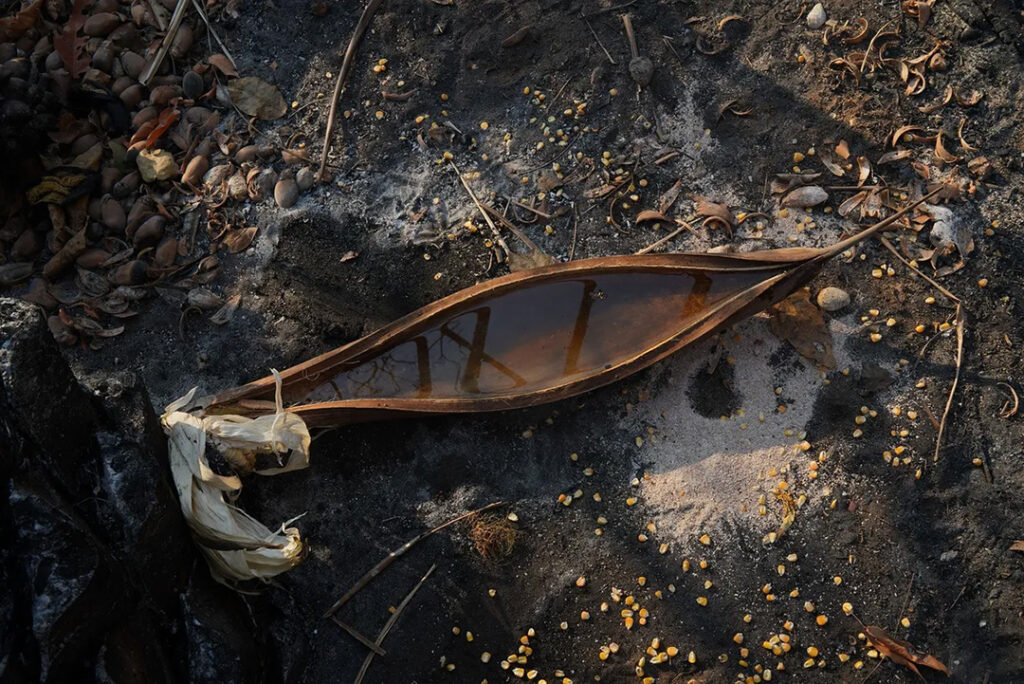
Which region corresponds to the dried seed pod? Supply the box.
[112,170,141,197]
[295,167,314,192]
[11,229,42,260]
[48,314,77,345]
[23,278,57,310]
[125,196,154,234]
[83,12,120,37]
[100,195,126,232]
[203,163,233,188]
[150,84,180,106]
[76,248,114,268]
[182,154,209,185]
[234,144,260,163]
[121,50,146,79]
[182,70,203,99]
[121,83,146,109]
[274,177,299,208]
[154,237,179,267]
[132,215,166,248]
[112,259,150,285]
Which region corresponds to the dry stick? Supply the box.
[585,18,617,65]
[323,501,505,618]
[140,0,190,86]
[635,218,695,255]
[189,0,236,68]
[877,234,964,464]
[330,616,386,656]
[481,203,546,256]
[317,0,385,182]
[353,564,437,684]
[447,161,511,257]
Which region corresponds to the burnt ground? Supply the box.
[35,0,1024,681]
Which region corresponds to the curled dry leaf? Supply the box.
[227,77,288,120]
[583,183,621,200]
[838,191,867,218]
[769,288,835,368]
[919,85,952,114]
[856,156,871,187]
[891,125,926,148]
[781,185,828,208]
[208,53,239,78]
[957,119,977,152]
[864,625,949,679]
[716,99,752,121]
[210,293,242,324]
[693,197,735,235]
[818,148,846,177]
[636,210,673,224]
[934,132,961,164]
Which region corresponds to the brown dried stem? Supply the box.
[317,0,384,182]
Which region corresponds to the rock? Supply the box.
[136,149,178,182]
[807,3,826,29]
[82,372,192,609]
[182,568,260,684]
[816,286,850,312]
[9,472,128,680]
[940,550,958,562]
[274,177,299,208]
[628,55,654,87]
[0,298,100,497]
[295,166,314,192]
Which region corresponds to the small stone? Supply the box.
[136,149,178,182]
[940,550,958,562]
[295,167,315,192]
[274,178,299,208]
[816,286,850,312]
[807,3,826,29]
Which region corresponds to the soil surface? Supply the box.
[9,0,1024,681]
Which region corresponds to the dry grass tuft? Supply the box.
[468,514,518,561]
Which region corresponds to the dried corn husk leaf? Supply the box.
[781,185,828,208]
[162,374,310,584]
[227,77,288,120]
[838,191,867,217]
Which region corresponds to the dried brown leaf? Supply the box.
[658,179,684,215]
[227,77,288,120]
[52,0,88,79]
[208,53,239,78]
[0,0,42,40]
[838,191,867,218]
[864,625,949,678]
[877,149,911,165]
[583,184,620,200]
[856,156,871,187]
[769,288,835,368]
[891,125,926,148]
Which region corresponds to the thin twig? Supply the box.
[895,575,914,630]
[323,501,505,618]
[568,202,579,261]
[447,161,512,258]
[635,219,694,255]
[317,0,385,182]
[585,18,617,65]
[140,0,190,86]
[353,564,436,684]
[330,616,386,655]
[481,203,544,255]
[877,235,964,463]
[189,0,236,68]
[510,199,552,219]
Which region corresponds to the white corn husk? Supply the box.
[162,370,310,583]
